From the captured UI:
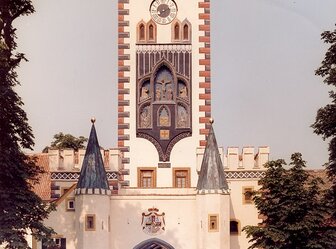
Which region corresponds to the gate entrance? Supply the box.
[133,238,175,249]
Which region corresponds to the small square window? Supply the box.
[243,187,254,204]
[66,198,75,211]
[85,214,96,231]
[208,214,219,232]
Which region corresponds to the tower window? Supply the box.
[149,25,154,40]
[230,220,240,235]
[147,21,156,42]
[66,198,75,211]
[139,24,145,40]
[242,187,254,204]
[138,168,156,188]
[173,168,190,188]
[208,214,219,232]
[85,214,96,231]
[183,24,189,40]
[174,23,180,40]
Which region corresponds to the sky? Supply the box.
[15,0,336,168]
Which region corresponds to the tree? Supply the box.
[43,132,88,152]
[0,1,54,248]
[312,24,336,220]
[243,153,335,249]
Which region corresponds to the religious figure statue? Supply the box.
[140,108,151,128]
[140,86,149,100]
[177,108,188,128]
[156,88,161,101]
[179,86,187,98]
[166,87,173,100]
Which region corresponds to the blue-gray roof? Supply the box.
[196,122,229,191]
[76,121,109,191]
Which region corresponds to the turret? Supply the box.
[196,119,230,249]
[75,118,111,249]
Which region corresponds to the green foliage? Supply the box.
[0,1,54,248]
[243,153,336,249]
[312,24,336,220]
[43,132,88,152]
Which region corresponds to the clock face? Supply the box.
[150,0,178,25]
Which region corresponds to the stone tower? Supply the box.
[117,0,212,188]
[75,119,111,249]
[196,121,230,249]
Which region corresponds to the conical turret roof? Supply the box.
[196,120,229,193]
[76,119,110,195]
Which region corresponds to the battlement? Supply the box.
[196,146,270,171]
[48,148,122,172]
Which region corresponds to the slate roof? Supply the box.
[76,121,110,192]
[196,121,229,192]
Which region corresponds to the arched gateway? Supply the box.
[133,238,175,249]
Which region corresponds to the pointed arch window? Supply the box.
[181,19,191,42]
[149,24,154,40]
[140,24,145,40]
[147,21,157,43]
[137,21,146,43]
[174,23,180,40]
[183,24,189,40]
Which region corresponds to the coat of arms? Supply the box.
[141,207,165,235]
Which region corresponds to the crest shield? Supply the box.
[141,208,165,235]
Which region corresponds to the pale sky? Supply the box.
[15,0,336,168]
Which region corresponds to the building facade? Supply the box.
[35,1,270,248]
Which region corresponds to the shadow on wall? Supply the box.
[229,198,241,249]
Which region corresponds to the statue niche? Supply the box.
[158,106,170,127]
[139,105,151,128]
[140,81,150,101]
[137,62,191,162]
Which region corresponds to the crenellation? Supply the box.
[197,146,270,171]
[254,146,270,169]
[47,148,122,171]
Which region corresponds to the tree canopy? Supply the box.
[243,153,335,249]
[312,24,336,220]
[43,132,88,152]
[0,1,54,248]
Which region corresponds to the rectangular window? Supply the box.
[42,237,66,249]
[138,168,156,188]
[66,198,75,211]
[208,214,219,232]
[85,214,96,231]
[173,168,190,188]
[242,187,254,204]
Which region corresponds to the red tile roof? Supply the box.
[32,154,51,201]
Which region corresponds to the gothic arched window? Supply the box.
[174,23,180,40]
[140,24,145,40]
[181,19,191,42]
[137,21,146,43]
[147,20,156,42]
[183,24,189,40]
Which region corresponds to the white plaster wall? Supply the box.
[196,194,230,249]
[125,0,205,187]
[75,194,110,249]
[228,179,261,249]
[110,189,198,249]
[44,196,77,249]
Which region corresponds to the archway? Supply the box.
[133,238,175,249]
